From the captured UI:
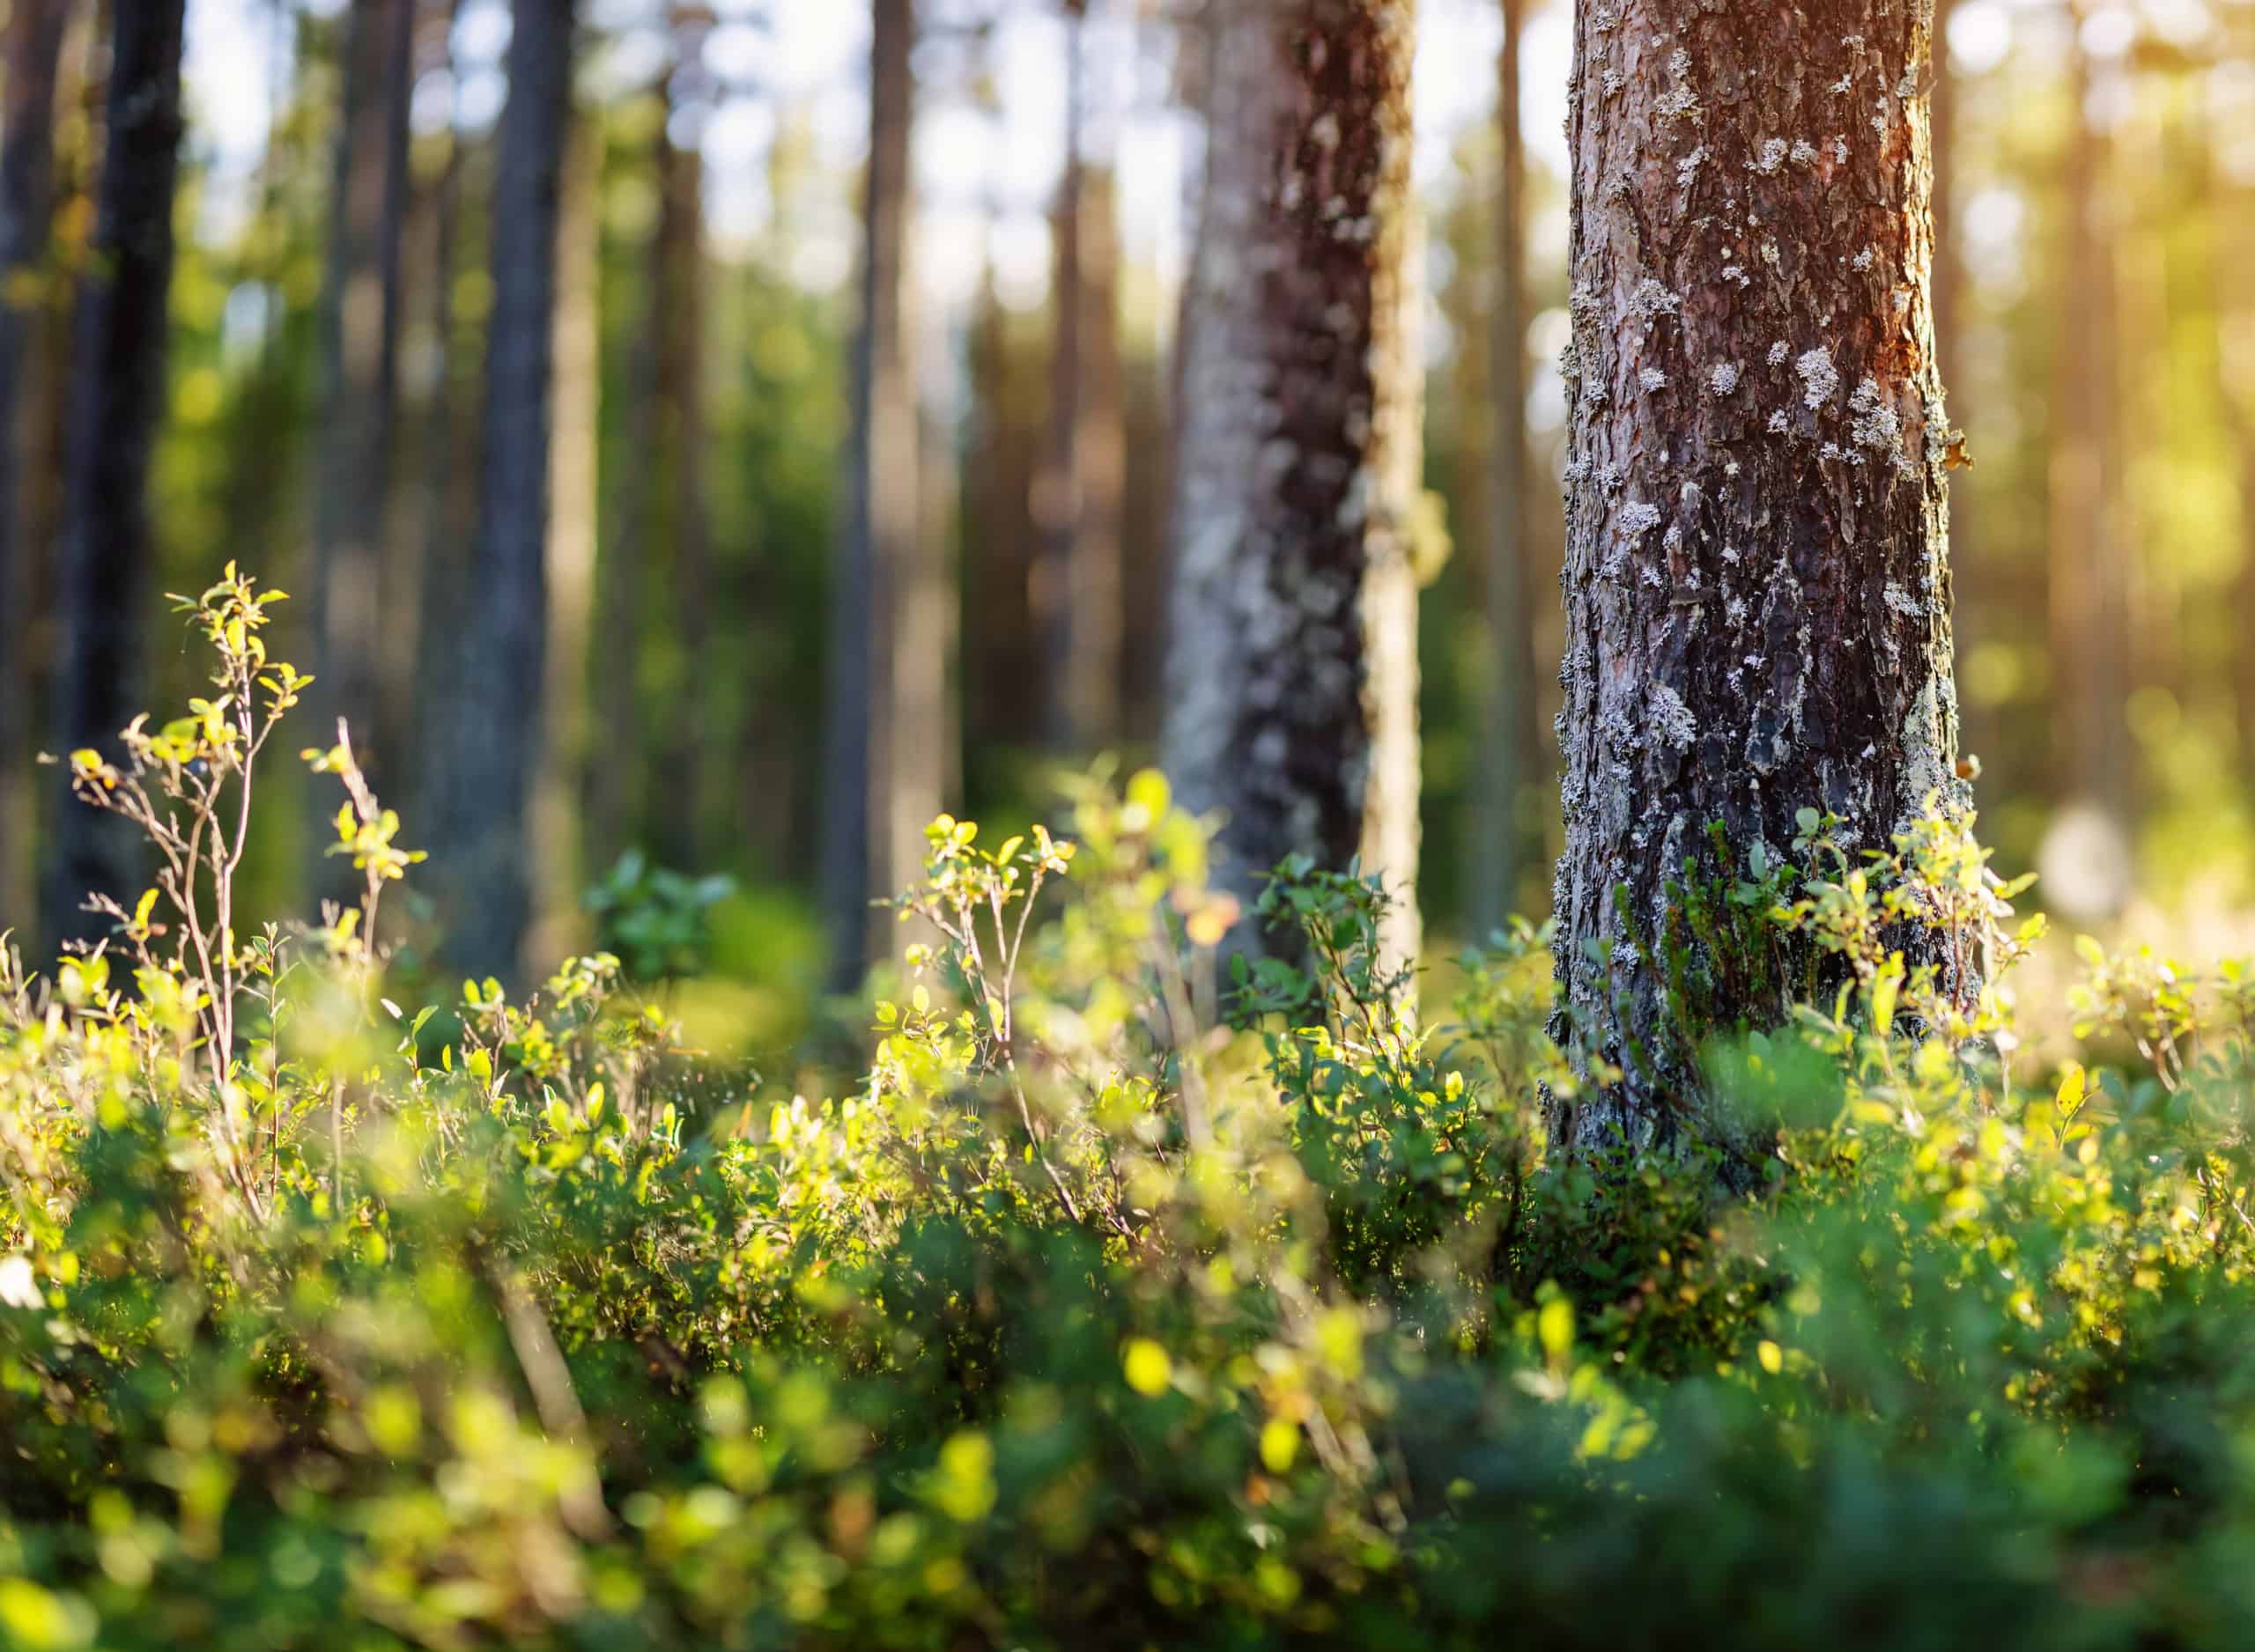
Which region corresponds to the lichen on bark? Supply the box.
[1551,0,1967,1168]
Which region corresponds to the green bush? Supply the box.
[9,574,2255,1648]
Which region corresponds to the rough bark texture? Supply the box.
[1162,0,1422,972]
[309,0,415,885]
[40,0,186,955]
[0,0,73,931]
[1471,0,1534,933]
[820,0,915,992]
[425,0,575,984]
[1553,0,1966,1162]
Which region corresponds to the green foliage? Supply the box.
[583,852,736,983]
[18,593,2255,1648]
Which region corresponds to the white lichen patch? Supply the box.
[1767,341,1790,366]
[1603,67,1624,96]
[1749,137,1789,174]
[1721,262,1749,288]
[1676,144,1709,188]
[1849,376,1901,452]
[1794,346,1839,409]
[1831,136,1849,164]
[1651,682,1698,749]
[1884,580,1924,616]
[1620,500,1663,535]
[1789,138,1818,166]
[1654,85,1704,124]
[1640,365,1669,392]
[1707,361,1740,395]
[1767,409,1789,433]
[1630,277,1682,321]
[1852,247,1876,271]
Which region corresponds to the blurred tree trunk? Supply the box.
[529,114,600,966]
[652,38,713,870]
[425,0,576,984]
[1161,0,1423,974]
[40,0,186,955]
[961,249,1043,769]
[411,0,479,838]
[1034,2,1124,753]
[2042,20,2133,918]
[1553,0,1964,1169]
[0,0,73,931]
[308,0,415,883]
[1470,0,1534,934]
[820,0,916,992]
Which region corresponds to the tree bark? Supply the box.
[425,0,576,984]
[40,0,186,955]
[1161,0,1423,974]
[0,0,73,932]
[820,0,916,992]
[1552,0,1966,1163]
[309,0,415,879]
[1470,0,1534,933]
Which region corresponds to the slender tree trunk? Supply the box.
[309,0,415,882]
[529,115,600,967]
[2041,19,2133,918]
[1553,0,1965,1164]
[0,0,73,932]
[1470,0,1533,934]
[653,69,712,869]
[820,0,916,992]
[410,0,477,838]
[1161,0,1423,974]
[1035,2,1125,753]
[40,0,187,955]
[425,0,575,984]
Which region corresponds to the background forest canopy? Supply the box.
[0,0,2251,1040]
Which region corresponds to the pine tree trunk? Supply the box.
[821,0,917,992]
[1162,0,1423,972]
[309,0,415,876]
[653,74,712,870]
[425,0,575,984]
[0,0,72,933]
[1471,0,1534,933]
[1553,0,1966,1164]
[41,0,186,955]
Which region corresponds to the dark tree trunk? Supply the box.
[1552,0,1966,1162]
[309,0,415,871]
[1471,0,1534,933]
[0,0,73,932]
[820,0,915,992]
[40,0,186,955]
[1161,0,1423,972]
[425,0,575,984]
[652,56,713,870]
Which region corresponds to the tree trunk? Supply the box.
[0,0,73,933]
[2040,18,2133,920]
[1034,3,1125,754]
[529,114,601,967]
[425,0,575,984]
[820,0,916,992]
[652,55,713,870]
[309,0,415,880]
[1470,0,1534,934]
[40,0,187,955]
[1552,0,1966,1163]
[1161,0,1423,974]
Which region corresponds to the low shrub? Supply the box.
[6,572,2255,1649]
